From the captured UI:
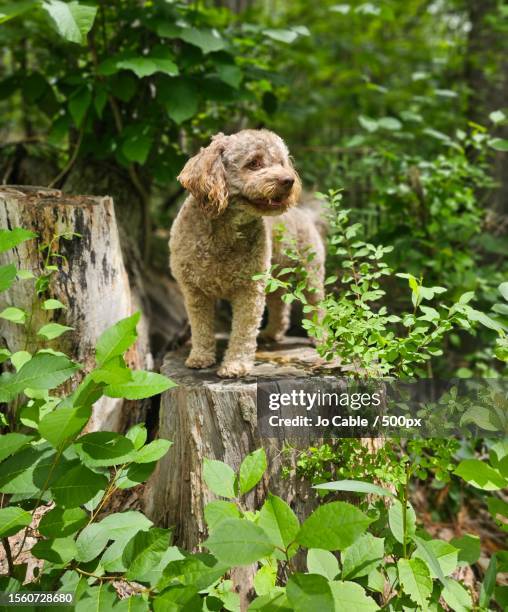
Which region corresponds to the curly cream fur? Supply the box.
[170,129,325,378]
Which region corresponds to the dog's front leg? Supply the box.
[217,286,265,378]
[183,288,217,369]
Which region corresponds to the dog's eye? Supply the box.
[246,158,263,170]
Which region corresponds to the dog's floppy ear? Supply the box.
[178,133,228,217]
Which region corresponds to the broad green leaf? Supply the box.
[480,554,497,608]
[248,589,291,610]
[0,348,11,364]
[0,264,17,292]
[414,536,446,584]
[0,444,63,495]
[388,499,416,544]
[239,448,267,495]
[39,507,88,538]
[51,464,108,507]
[158,551,229,592]
[116,461,157,490]
[490,138,508,152]
[397,558,432,608]
[11,351,31,371]
[99,511,152,539]
[286,574,335,612]
[122,126,153,164]
[117,56,179,78]
[69,86,91,127]
[0,1,37,24]
[307,549,339,580]
[0,307,26,324]
[133,439,172,464]
[0,353,80,401]
[43,299,66,310]
[37,322,73,340]
[499,282,508,301]
[203,458,236,499]
[330,581,379,611]
[442,577,472,612]
[204,500,241,531]
[39,404,91,449]
[0,433,32,463]
[76,523,110,562]
[111,596,149,612]
[450,534,481,565]
[204,518,275,565]
[455,459,507,490]
[32,536,77,564]
[258,493,300,553]
[73,432,135,467]
[43,0,98,45]
[126,424,147,450]
[264,28,299,44]
[0,228,36,253]
[104,370,176,399]
[342,533,384,579]
[75,584,117,612]
[413,539,458,577]
[254,564,277,597]
[95,312,140,366]
[123,527,172,582]
[0,506,31,538]
[179,27,225,54]
[152,586,201,612]
[314,479,394,497]
[378,116,402,130]
[297,502,371,551]
[159,77,199,124]
[89,355,132,385]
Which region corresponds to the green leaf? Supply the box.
[117,55,179,78]
[158,551,228,592]
[37,322,74,340]
[76,522,111,562]
[126,424,148,450]
[258,493,300,553]
[116,461,157,490]
[159,77,199,124]
[397,558,432,608]
[413,539,458,577]
[0,433,32,463]
[104,370,176,399]
[69,86,91,127]
[490,138,508,152]
[43,299,66,310]
[286,574,335,612]
[39,404,91,449]
[0,307,26,324]
[498,281,508,301]
[450,534,481,565]
[297,502,371,551]
[179,27,225,54]
[307,549,339,580]
[0,506,32,538]
[342,533,384,579]
[11,351,31,371]
[455,459,507,490]
[0,264,17,292]
[0,1,37,24]
[330,581,379,611]
[133,439,172,463]
[32,536,78,564]
[204,500,241,531]
[264,28,299,44]
[442,577,472,612]
[388,499,416,544]
[0,353,80,401]
[0,228,36,253]
[99,511,152,539]
[121,125,153,164]
[248,589,292,610]
[39,507,88,538]
[95,312,140,366]
[314,479,394,497]
[75,584,117,612]
[377,116,402,130]
[239,448,267,495]
[123,528,172,582]
[43,0,98,45]
[51,464,108,507]
[74,432,135,467]
[203,458,236,499]
[414,536,446,584]
[205,518,275,565]
[480,554,497,608]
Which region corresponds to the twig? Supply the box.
[2,538,14,575]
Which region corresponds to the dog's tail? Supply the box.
[299,190,328,241]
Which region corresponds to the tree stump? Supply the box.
[0,185,152,431]
[145,338,345,544]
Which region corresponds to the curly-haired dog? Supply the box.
[169,129,325,378]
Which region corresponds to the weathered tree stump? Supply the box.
[145,338,345,544]
[0,185,152,431]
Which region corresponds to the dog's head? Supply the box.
[177,129,301,217]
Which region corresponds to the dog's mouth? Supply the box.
[248,197,289,211]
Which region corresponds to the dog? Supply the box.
[169,129,325,378]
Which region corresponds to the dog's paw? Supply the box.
[217,360,252,378]
[258,330,285,344]
[185,353,216,369]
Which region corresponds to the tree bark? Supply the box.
[0,185,152,431]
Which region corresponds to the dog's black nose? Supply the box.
[279,177,295,188]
